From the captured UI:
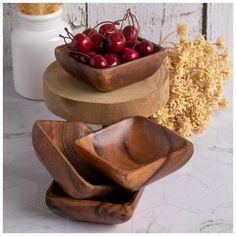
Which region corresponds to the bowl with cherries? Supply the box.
[55,9,166,92]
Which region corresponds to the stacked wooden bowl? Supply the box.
[32,120,144,224]
[32,117,193,224]
[32,41,194,224]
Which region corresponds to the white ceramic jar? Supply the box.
[11,7,69,100]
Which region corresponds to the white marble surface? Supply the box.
[3,69,233,233]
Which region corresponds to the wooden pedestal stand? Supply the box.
[43,61,169,125]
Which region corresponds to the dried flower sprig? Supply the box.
[152,24,231,137]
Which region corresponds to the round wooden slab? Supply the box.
[43,61,169,125]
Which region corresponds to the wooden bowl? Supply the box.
[74,117,194,191]
[32,120,122,199]
[54,41,166,92]
[46,181,143,224]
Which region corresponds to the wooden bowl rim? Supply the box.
[75,116,193,176]
[46,181,143,207]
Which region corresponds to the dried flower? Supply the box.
[220,48,230,64]
[177,24,188,40]
[204,44,215,55]
[152,24,231,137]
[215,36,225,49]
[218,97,228,110]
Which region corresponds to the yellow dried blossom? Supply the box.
[215,36,225,49]
[220,48,230,64]
[218,97,228,110]
[152,24,231,137]
[177,24,188,40]
[204,44,215,55]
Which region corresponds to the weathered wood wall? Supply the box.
[3,3,233,69]
[206,3,233,52]
[87,3,202,42]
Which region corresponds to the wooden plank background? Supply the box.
[3,3,233,69]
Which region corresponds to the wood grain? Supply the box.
[87,3,203,43]
[46,181,143,224]
[3,3,18,68]
[207,3,233,52]
[74,116,194,191]
[43,62,169,125]
[61,3,86,31]
[32,120,122,199]
[55,42,166,92]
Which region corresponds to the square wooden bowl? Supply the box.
[46,181,143,224]
[55,40,166,92]
[32,120,123,199]
[74,117,194,191]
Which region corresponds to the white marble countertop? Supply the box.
[3,69,233,233]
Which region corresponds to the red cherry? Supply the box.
[80,51,96,64]
[104,53,120,67]
[99,23,117,37]
[120,48,139,62]
[71,33,92,53]
[90,55,108,68]
[123,25,138,41]
[83,28,97,37]
[107,32,126,53]
[136,40,154,56]
[91,33,106,53]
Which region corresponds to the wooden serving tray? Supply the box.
[46,181,143,224]
[55,43,166,92]
[43,61,169,125]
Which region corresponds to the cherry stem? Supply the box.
[131,12,139,34]
[59,27,76,48]
[114,14,129,26]
[120,12,129,31]
[159,31,176,45]
[59,35,71,39]
[59,34,71,47]
[64,27,74,39]
[127,13,131,25]
[86,9,131,37]
[127,10,140,49]
[129,11,135,29]
[117,9,140,49]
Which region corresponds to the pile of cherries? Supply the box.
[59,9,154,68]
